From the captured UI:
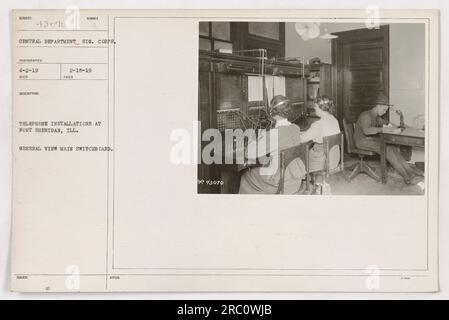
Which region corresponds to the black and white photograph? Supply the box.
[1,6,441,296]
[198,21,426,195]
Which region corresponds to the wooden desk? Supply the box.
[380,127,425,184]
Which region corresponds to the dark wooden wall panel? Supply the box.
[332,25,390,122]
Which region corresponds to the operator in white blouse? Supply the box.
[300,96,341,173]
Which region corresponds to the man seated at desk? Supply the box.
[354,93,423,185]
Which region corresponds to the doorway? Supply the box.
[332,25,389,122]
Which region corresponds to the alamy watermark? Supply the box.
[169,121,279,175]
[365,265,381,290]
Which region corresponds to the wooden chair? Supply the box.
[323,132,345,180]
[276,143,310,194]
[342,118,381,182]
[308,133,344,195]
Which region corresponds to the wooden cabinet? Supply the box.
[198,70,217,194]
[199,22,285,59]
[234,22,285,59]
[199,22,233,52]
[306,63,334,105]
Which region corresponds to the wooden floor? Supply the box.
[325,156,424,196]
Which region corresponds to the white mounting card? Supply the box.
[10,9,439,292]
